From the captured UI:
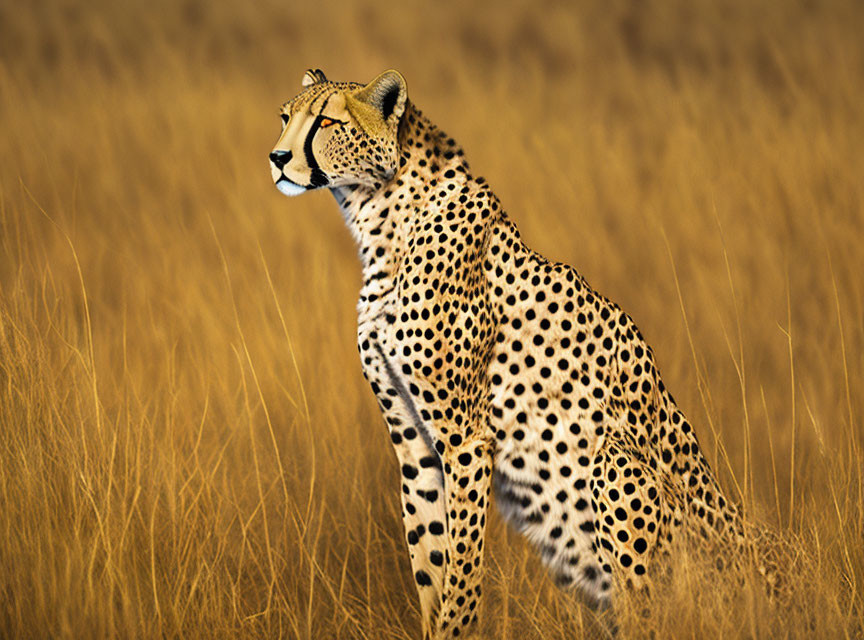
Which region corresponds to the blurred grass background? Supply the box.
[0,0,862,637]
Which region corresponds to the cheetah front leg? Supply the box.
[392,429,450,639]
[360,339,451,637]
[431,438,493,640]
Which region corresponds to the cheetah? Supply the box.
[269,68,756,639]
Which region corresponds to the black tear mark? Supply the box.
[304,116,330,188]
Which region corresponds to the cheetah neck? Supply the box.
[330,103,479,315]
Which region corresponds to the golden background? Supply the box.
[0,0,861,637]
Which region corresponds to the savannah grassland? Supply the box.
[1,0,862,638]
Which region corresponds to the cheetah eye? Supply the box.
[319,117,345,129]
[281,113,290,125]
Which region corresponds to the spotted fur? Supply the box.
[269,69,759,639]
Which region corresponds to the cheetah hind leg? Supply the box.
[589,431,670,601]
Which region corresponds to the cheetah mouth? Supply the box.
[275,177,308,197]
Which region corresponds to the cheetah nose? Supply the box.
[269,150,292,170]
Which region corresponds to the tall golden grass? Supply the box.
[1,0,862,637]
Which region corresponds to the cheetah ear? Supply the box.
[346,70,407,131]
[302,68,328,87]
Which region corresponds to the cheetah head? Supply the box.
[269,68,408,196]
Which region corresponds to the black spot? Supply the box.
[420,456,441,468]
